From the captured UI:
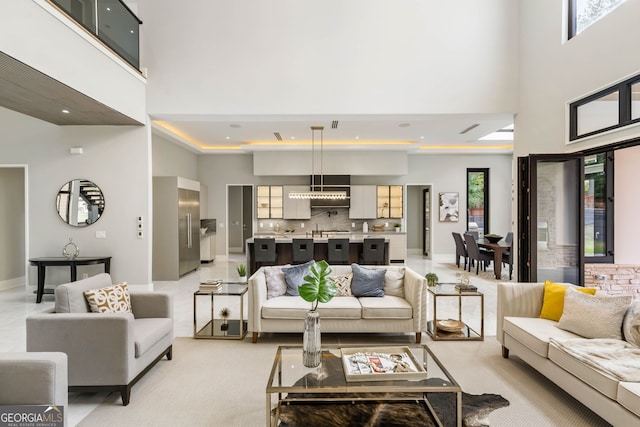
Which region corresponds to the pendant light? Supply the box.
[288,126,347,200]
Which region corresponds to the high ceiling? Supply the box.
[151,113,514,154]
[0,52,513,154]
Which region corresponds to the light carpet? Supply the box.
[77,334,611,427]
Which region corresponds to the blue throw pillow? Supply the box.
[283,260,316,296]
[350,264,386,297]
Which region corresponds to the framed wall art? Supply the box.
[439,192,459,222]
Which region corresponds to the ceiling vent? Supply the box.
[273,132,282,141]
[331,120,339,129]
[459,124,480,134]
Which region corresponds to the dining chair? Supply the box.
[464,233,493,275]
[452,232,469,269]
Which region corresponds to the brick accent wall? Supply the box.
[585,264,640,300]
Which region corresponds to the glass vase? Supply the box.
[303,310,321,368]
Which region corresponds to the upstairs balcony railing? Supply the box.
[49,0,142,71]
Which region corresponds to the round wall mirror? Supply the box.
[56,179,105,227]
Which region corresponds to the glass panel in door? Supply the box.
[521,155,584,284]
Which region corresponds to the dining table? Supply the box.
[476,239,511,280]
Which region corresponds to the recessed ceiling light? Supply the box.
[355,136,360,140]
[290,136,295,140]
[420,136,425,139]
[62,109,70,114]
[398,123,411,128]
[226,136,230,140]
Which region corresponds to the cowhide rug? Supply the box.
[278,352,509,427]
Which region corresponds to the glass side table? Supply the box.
[193,282,248,339]
[426,283,484,341]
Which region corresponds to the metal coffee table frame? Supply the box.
[266,345,462,427]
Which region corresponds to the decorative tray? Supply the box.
[340,346,428,382]
[436,319,465,332]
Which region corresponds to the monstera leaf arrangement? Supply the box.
[298,260,338,311]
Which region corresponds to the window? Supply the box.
[569,74,640,141]
[467,169,489,236]
[584,152,613,262]
[569,0,625,39]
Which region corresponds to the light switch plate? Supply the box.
[96,231,106,239]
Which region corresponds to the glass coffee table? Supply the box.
[266,345,461,427]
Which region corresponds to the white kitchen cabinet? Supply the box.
[283,186,311,219]
[349,185,377,219]
[385,233,407,262]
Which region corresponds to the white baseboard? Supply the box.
[0,276,25,291]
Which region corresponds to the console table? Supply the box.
[29,257,112,303]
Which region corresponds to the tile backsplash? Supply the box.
[255,208,403,234]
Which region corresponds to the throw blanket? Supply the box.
[550,338,640,382]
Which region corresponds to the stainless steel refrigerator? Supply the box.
[153,177,201,280]
[178,188,200,276]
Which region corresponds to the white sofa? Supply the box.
[248,264,427,343]
[497,282,640,426]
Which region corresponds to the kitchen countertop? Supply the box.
[247,233,398,244]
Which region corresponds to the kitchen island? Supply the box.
[245,234,390,275]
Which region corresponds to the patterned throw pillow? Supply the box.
[332,273,353,296]
[84,283,132,314]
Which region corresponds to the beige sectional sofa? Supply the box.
[248,264,427,343]
[497,281,640,426]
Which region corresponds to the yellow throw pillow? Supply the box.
[84,282,132,314]
[539,280,596,321]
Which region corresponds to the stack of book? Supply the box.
[455,283,477,292]
[200,280,223,292]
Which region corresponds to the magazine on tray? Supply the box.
[340,347,428,382]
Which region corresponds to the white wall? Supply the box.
[152,134,199,179]
[516,0,640,156]
[614,146,640,264]
[1,0,146,123]
[0,107,152,287]
[139,0,518,117]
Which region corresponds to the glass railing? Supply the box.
[49,0,142,70]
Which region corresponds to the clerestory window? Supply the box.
[568,0,625,39]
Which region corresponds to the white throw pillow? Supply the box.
[623,301,640,347]
[383,268,405,297]
[557,287,632,340]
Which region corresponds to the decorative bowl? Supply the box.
[485,234,503,243]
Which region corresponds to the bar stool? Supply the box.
[292,238,314,264]
[254,238,277,269]
[327,238,350,265]
[362,238,385,265]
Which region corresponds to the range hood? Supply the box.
[310,175,351,208]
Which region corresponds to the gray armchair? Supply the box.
[26,273,173,406]
[0,352,68,426]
